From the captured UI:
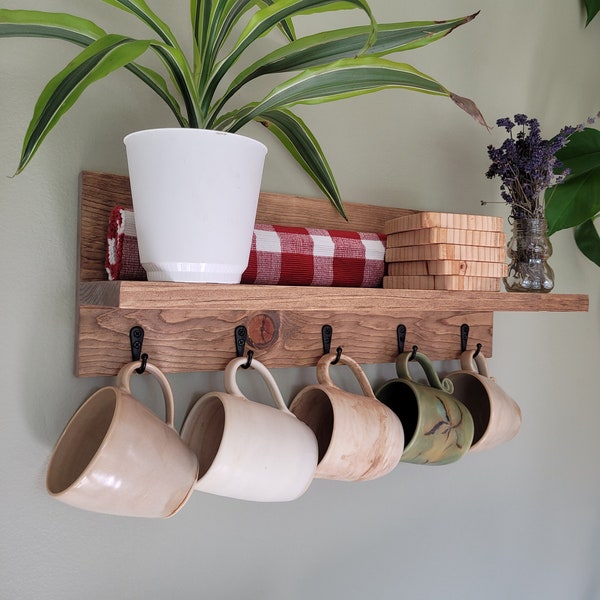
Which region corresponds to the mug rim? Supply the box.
[46,386,120,497]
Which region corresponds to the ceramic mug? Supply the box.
[46,361,199,518]
[375,351,474,465]
[445,350,522,452]
[180,356,318,502]
[289,352,404,481]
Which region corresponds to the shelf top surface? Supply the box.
[80,280,589,313]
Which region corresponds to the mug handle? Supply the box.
[459,349,492,378]
[224,356,292,415]
[316,352,377,399]
[116,361,175,428]
[395,351,454,394]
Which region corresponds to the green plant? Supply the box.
[584,0,600,25]
[545,126,600,267]
[0,1,486,218]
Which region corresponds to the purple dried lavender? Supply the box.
[485,114,575,219]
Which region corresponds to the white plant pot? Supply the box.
[124,128,267,283]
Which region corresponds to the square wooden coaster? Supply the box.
[385,244,507,263]
[384,211,504,235]
[387,260,508,278]
[386,227,506,249]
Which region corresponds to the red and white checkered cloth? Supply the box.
[105,207,386,287]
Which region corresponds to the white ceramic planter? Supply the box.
[124,128,267,283]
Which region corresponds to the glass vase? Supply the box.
[504,217,554,293]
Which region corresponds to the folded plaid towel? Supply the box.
[106,207,386,287]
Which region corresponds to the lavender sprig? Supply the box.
[485,114,577,219]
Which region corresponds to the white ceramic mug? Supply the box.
[289,352,405,481]
[446,350,522,452]
[180,357,318,502]
[46,361,199,518]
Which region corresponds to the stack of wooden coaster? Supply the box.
[383,211,507,291]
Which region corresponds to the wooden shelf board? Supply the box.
[80,281,589,313]
[75,171,589,376]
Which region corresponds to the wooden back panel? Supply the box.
[78,171,416,282]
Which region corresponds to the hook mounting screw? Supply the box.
[129,326,148,374]
[397,324,407,354]
[322,324,333,355]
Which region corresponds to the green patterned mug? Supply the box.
[375,351,474,465]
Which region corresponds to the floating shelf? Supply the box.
[76,171,588,377]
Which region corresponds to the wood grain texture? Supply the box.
[384,211,504,234]
[385,244,507,263]
[75,171,589,376]
[77,306,495,376]
[79,171,416,282]
[387,260,508,277]
[386,227,506,248]
[383,275,502,291]
[79,281,588,312]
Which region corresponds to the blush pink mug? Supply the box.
[446,350,522,452]
[289,352,404,482]
[46,361,199,518]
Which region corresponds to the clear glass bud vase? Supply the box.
[504,218,554,293]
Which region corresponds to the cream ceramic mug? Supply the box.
[446,350,522,452]
[289,352,405,482]
[180,357,318,502]
[46,361,199,518]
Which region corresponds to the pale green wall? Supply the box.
[1,1,599,599]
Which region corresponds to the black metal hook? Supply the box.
[234,325,248,357]
[129,326,148,374]
[409,345,418,361]
[322,324,333,355]
[461,323,482,358]
[331,346,343,365]
[460,323,470,353]
[137,353,148,374]
[241,350,254,369]
[397,324,407,354]
[235,325,254,369]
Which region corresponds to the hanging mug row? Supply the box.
[46,348,521,518]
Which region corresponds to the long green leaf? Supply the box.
[227,57,449,131]
[546,128,600,234]
[256,107,345,217]
[202,0,377,113]
[257,0,296,42]
[129,62,187,126]
[574,218,600,266]
[209,14,477,123]
[190,0,210,79]
[585,0,600,25]
[147,40,201,125]
[0,10,186,126]
[17,34,151,173]
[101,0,178,46]
[0,9,105,44]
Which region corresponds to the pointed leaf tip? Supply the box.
[450,93,491,130]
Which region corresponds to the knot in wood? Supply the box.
[247,313,278,349]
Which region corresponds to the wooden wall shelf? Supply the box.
[76,171,589,377]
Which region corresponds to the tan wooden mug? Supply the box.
[375,351,474,465]
[445,349,522,452]
[46,361,199,518]
[289,352,405,482]
[180,356,318,502]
